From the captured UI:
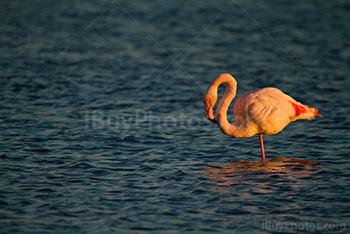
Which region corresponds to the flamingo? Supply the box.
[203,73,322,162]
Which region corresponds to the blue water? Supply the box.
[1,0,349,233]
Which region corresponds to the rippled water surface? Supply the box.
[1,0,349,233]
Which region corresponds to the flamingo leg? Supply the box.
[259,134,266,162]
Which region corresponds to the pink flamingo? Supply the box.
[203,73,322,162]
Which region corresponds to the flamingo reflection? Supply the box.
[203,158,322,194]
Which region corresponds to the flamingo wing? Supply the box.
[234,88,298,135]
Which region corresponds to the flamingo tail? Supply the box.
[289,101,322,118]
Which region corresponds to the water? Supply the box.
[0,0,349,233]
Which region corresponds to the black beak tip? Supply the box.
[209,118,218,124]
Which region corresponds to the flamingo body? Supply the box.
[203,73,322,161]
[233,87,319,137]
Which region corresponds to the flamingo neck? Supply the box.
[212,75,242,138]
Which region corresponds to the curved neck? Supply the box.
[211,74,241,137]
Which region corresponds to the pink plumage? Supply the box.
[203,73,322,162]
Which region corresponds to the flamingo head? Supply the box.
[203,90,218,124]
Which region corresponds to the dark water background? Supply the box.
[1,0,349,233]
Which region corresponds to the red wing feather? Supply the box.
[289,101,308,117]
[289,101,322,117]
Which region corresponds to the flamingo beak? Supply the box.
[205,105,217,124]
